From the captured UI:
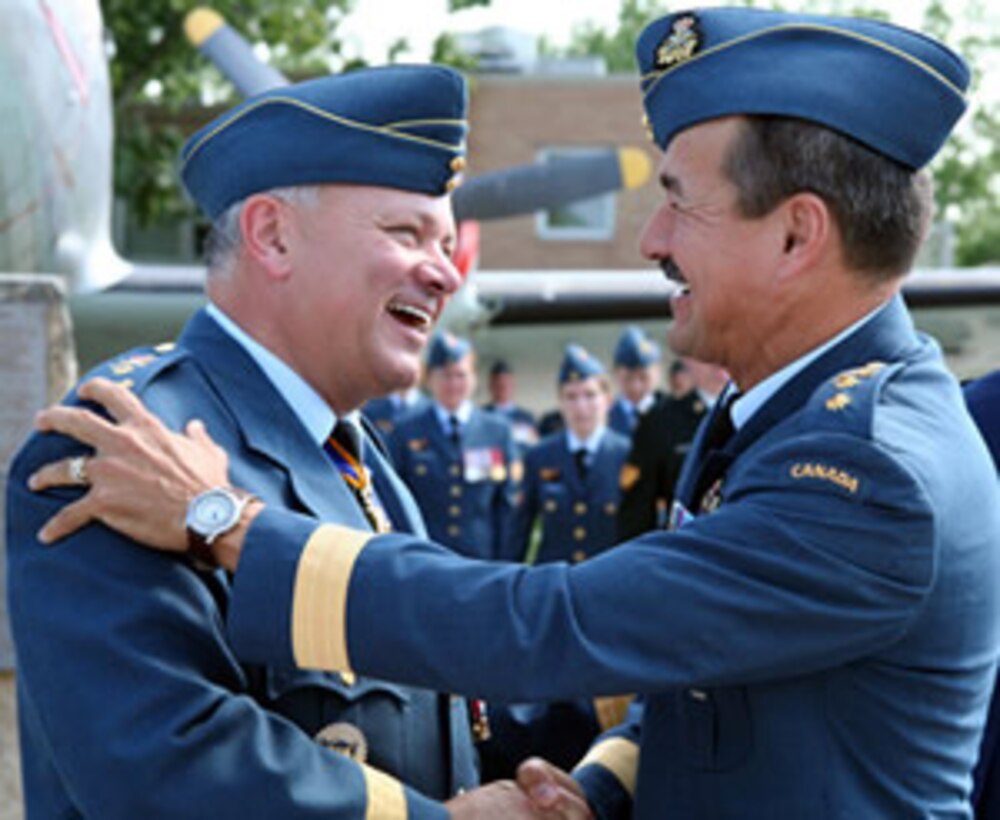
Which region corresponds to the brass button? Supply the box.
[544,500,558,513]
[450,155,467,172]
[572,550,587,563]
[449,505,462,517]
[605,502,616,515]
[445,176,461,192]
[448,525,461,537]
[573,527,586,541]
[450,485,463,498]
[415,464,427,476]
[574,502,587,515]
[450,465,462,477]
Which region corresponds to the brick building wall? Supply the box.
[466,75,661,270]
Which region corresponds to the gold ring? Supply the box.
[68,456,89,486]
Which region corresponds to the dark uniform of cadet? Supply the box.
[221,13,1000,818]
[608,326,662,438]
[390,334,519,561]
[616,388,711,540]
[6,67,477,817]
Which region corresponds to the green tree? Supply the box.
[564,0,1000,265]
[105,0,354,226]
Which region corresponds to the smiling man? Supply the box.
[5,66,591,819]
[22,8,1000,819]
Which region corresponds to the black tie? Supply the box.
[574,448,589,480]
[449,415,462,448]
[704,394,737,453]
[332,419,364,463]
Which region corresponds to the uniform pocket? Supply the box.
[680,685,753,771]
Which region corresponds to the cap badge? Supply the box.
[655,14,701,70]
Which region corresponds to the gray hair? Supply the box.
[203,185,322,278]
[723,116,935,281]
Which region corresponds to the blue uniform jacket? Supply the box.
[225,296,1000,818]
[389,405,518,559]
[6,309,476,819]
[505,429,629,564]
[965,370,1000,819]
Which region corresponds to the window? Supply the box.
[535,146,615,242]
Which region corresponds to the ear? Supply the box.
[239,194,294,280]
[775,192,832,280]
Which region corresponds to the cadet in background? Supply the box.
[504,344,629,565]
[390,332,519,560]
[608,326,663,437]
[483,359,538,454]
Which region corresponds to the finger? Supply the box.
[78,377,153,425]
[519,757,582,795]
[38,498,96,544]
[35,405,116,450]
[29,457,90,491]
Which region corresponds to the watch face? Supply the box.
[189,489,239,537]
[197,494,235,527]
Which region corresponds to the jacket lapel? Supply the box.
[179,310,369,529]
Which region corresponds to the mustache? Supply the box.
[660,257,686,284]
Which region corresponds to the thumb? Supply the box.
[517,758,560,809]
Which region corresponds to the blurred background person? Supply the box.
[483,359,538,455]
[505,344,628,565]
[608,325,663,437]
[390,332,519,560]
[667,358,696,398]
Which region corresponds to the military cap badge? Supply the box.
[655,14,701,70]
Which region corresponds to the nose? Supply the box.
[416,247,463,295]
[639,205,672,261]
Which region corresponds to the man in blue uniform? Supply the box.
[484,359,538,455]
[965,370,1000,819]
[6,67,570,819]
[390,333,519,560]
[505,345,629,565]
[26,8,1000,819]
[607,327,662,437]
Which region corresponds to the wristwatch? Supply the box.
[185,487,254,567]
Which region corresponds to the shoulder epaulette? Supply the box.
[803,359,903,439]
[85,341,188,395]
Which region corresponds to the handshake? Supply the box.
[446,758,594,819]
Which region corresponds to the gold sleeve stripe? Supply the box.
[363,764,408,820]
[574,737,640,797]
[593,694,635,733]
[291,525,371,671]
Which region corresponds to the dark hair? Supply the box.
[723,116,934,280]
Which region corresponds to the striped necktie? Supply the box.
[325,421,392,533]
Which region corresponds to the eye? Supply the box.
[388,224,421,246]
